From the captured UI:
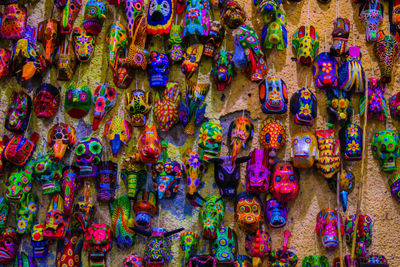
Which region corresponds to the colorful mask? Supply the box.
[181,44,204,80]
[246,148,269,193]
[261,9,287,51]
[123,254,143,267]
[316,209,339,250]
[327,169,355,212]
[291,131,318,169]
[290,87,318,126]
[110,195,136,248]
[228,116,253,164]
[265,194,288,228]
[233,25,267,81]
[292,25,319,66]
[389,91,400,120]
[126,90,153,127]
[198,122,223,162]
[65,85,92,118]
[315,129,341,178]
[361,78,390,121]
[72,200,95,232]
[133,190,157,229]
[312,52,339,90]
[245,230,271,266]
[56,39,77,81]
[44,194,66,239]
[235,192,262,233]
[0,136,8,173]
[188,256,217,266]
[127,15,149,71]
[97,161,118,202]
[137,125,161,163]
[83,223,112,267]
[0,198,9,232]
[211,227,237,264]
[302,255,330,267]
[371,130,400,172]
[168,25,184,63]
[61,166,79,216]
[33,83,60,119]
[56,232,83,267]
[5,91,32,134]
[0,4,26,40]
[183,0,210,37]
[269,231,298,267]
[360,255,388,265]
[199,195,225,239]
[0,227,18,263]
[5,160,34,203]
[182,149,205,198]
[15,192,38,235]
[107,22,128,74]
[338,46,365,92]
[212,50,234,91]
[330,18,350,57]
[121,154,146,199]
[58,0,82,33]
[200,20,225,57]
[259,76,288,114]
[3,134,39,167]
[75,137,103,179]
[221,0,246,29]
[180,232,199,263]
[14,252,37,266]
[124,0,145,34]
[344,214,372,257]
[375,31,400,84]
[37,19,60,64]
[154,82,180,131]
[31,224,47,258]
[253,0,281,24]
[92,83,117,130]
[326,88,352,127]
[270,161,299,202]
[104,117,132,157]
[359,0,383,42]
[72,27,95,62]
[0,48,11,80]
[389,173,400,203]
[259,119,286,164]
[234,255,252,267]
[179,81,209,135]
[33,154,62,195]
[47,123,76,161]
[339,123,362,161]
[146,0,174,34]
[148,51,169,88]
[83,0,106,35]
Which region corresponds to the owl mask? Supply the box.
[64,85,92,119]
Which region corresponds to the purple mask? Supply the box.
[246,148,269,193]
[265,194,288,228]
[359,77,388,121]
[316,208,339,250]
[313,52,339,90]
[359,0,383,42]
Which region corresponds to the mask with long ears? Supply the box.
[110,195,136,248]
[290,88,318,126]
[316,208,339,250]
[56,39,76,81]
[37,19,60,64]
[92,83,117,130]
[59,0,82,34]
[315,129,341,178]
[0,4,26,40]
[83,0,107,35]
[127,16,149,70]
[330,18,350,57]
[292,25,319,66]
[375,30,400,84]
[0,48,11,80]
[245,230,271,266]
[5,91,32,134]
[261,9,287,51]
[359,0,383,42]
[104,117,132,157]
[33,83,61,119]
[125,0,145,38]
[137,125,161,163]
[182,148,206,198]
[228,116,253,165]
[313,52,339,90]
[154,82,181,131]
[47,123,76,162]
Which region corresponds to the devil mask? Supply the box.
[316,208,339,250]
[33,83,60,119]
[235,192,262,233]
[212,50,234,91]
[259,119,286,164]
[270,161,299,202]
[126,89,153,127]
[291,131,318,169]
[72,27,95,62]
[83,0,107,35]
[0,4,27,40]
[146,0,174,34]
[155,81,181,131]
[5,91,32,134]
[65,85,92,118]
[47,123,76,161]
[292,25,319,66]
[339,123,363,161]
[133,190,157,229]
[246,148,269,193]
[265,194,288,228]
[259,76,288,114]
[228,116,253,165]
[198,122,223,162]
[83,223,112,267]
[92,83,117,130]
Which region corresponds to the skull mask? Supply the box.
[246,148,269,193]
[259,119,286,164]
[137,125,161,164]
[72,201,95,232]
[316,209,339,250]
[37,19,60,64]
[235,192,262,233]
[61,166,79,216]
[104,117,132,157]
[59,0,82,34]
[270,161,299,202]
[168,25,184,63]
[33,83,60,119]
[31,224,47,258]
[221,0,246,29]
[148,51,169,88]
[200,20,225,57]
[75,137,103,179]
[123,254,143,267]
[291,131,318,169]
[56,39,76,81]
[265,194,288,228]
[16,192,38,235]
[359,0,383,42]
[183,0,210,37]
[199,195,225,239]
[92,83,117,130]
[0,4,27,40]
[292,25,319,66]
[182,149,206,198]
[198,122,223,162]
[154,82,181,131]
[83,223,112,267]
[330,18,350,57]
[121,155,147,199]
[228,116,253,165]
[48,123,76,161]
[0,227,18,263]
[33,154,62,195]
[146,0,174,34]
[133,190,157,229]
[375,31,400,84]
[344,214,372,257]
[389,91,400,120]
[316,129,341,178]
[65,85,92,119]
[44,194,66,239]
[212,50,234,91]
[72,27,95,62]
[5,160,34,204]
[312,52,339,90]
[5,91,32,134]
[180,232,199,263]
[245,230,271,266]
[339,123,363,161]
[97,161,118,202]
[181,44,204,80]
[371,130,400,171]
[0,198,9,231]
[110,195,136,248]
[259,76,288,114]
[83,0,107,35]
[0,48,11,80]
[126,90,153,127]
[211,227,237,264]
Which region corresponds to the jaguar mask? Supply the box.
[72,27,95,62]
[83,0,107,35]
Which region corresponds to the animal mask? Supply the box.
[3,133,39,167]
[360,77,389,121]
[0,198,9,232]
[265,194,288,228]
[31,224,47,259]
[198,122,223,162]
[338,46,365,92]
[33,83,60,119]
[0,227,18,263]
[375,31,400,84]
[104,117,132,157]
[59,0,82,34]
[327,169,355,212]
[326,88,352,127]
[180,232,199,263]
[261,9,287,51]
[345,214,372,257]
[56,232,83,267]
[233,24,267,81]
[182,148,205,198]
[155,82,181,131]
[33,154,62,195]
[339,123,363,161]
[0,4,26,40]
[126,90,153,127]
[270,161,299,202]
[246,148,269,193]
[269,231,298,267]
[110,195,136,248]
[72,27,95,62]
[221,0,246,29]
[61,166,79,216]
[235,192,262,233]
[133,190,157,229]
[259,119,286,164]
[0,48,11,80]
[290,88,318,127]
[315,129,341,178]
[313,52,339,90]
[211,227,237,264]
[390,174,400,203]
[199,195,225,239]
[302,255,330,267]
[168,25,184,63]
[330,18,350,57]
[107,22,128,73]
[259,76,288,114]
[291,131,318,169]
[83,0,107,35]
[75,137,103,179]
[65,85,92,118]
[137,125,161,163]
[5,91,32,133]
[16,192,38,235]
[212,50,234,91]
[72,201,95,232]
[148,51,169,88]
[292,25,319,66]
[92,83,117,130]
[371,130,400,172]
[121,155,147,199]
[316,209,339,250]
[56,39,76,81]
[146,0,174,34]
[97,161,118,202]
[359,0,383,42]
[123,254,144,267]
[228,116,253,164]
[83,223,112,267]
[245,230,271,266]
[389,91,400,120]
[47,123,76,161]
[183,0,210,37]
[5,160,34,204]
[200,20,225,57]
[181,44,204,80]
[44,194,66,239]
[37,19,60,64]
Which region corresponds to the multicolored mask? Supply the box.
[198,122,223,162]
[259,119,286,164]
[375,31,400,84]
[58,0,82,33]
[123,254,143,267]
[97,161,118,202]
[0,4,26,40]
[47,123,76,161]
[126,90,153,127]
[359,255,388,265]
[127,16,149,71]
[345,214,372,257]
[221,0,246,29]
[137,125,161,163]
[0,198,9,232]
[315,129,341,178]
[31,224,47,258]
[121,154,147,199]
[3,134,38,167]
[16,192,38,235]
[235,192,262,233]
[228,116,253,164]
[316,209,339,250]
[61,166,79,216]
[212,50,234,91]
[234,255,252,267]
[72,200,95,232]
[233,24,267,81]
[0,136,8,173]
[211,227,237,264]
[371,130,400,171]
[290,87,318,126]
[0,227,18,263]
[44,194,66,239]
[359,0,383,42]
[181,44,204,80]
[148,51,169,88]
[72,27,95,62]
[107,22,128,73]
[180,232,199,263]
[133,190,157,229]
[259,76,288,114]
[168,25,184,63]
[200,20,225,57]
[154,82,180,131]
[56,39,76,81]
[183,0,210,37]
[92,83,117,130]
[83,0,106,35]
[83,223,112,267]
[269,231,298,267]
[188,256,218,266]
[265,194,288,228]
[182,149,205,198]
[261,9,287,51]
[65,85,92,118]
[292,25,319,66]
[389,173,400,203]
[389,91,400,120]
[302,255,330,267]
[327,169,355,212]
[0,48,11,80]
[339,123,362,161]
[245,230,271,266]
[246,148,269,193]
[313,52,339,90]
[326,88,352,127]
[361,77,389,120]
[56,232,83,267]
[199,195,225,239]
[291,131,318,169]
[75,137,103,178]
[5,91,32,134]
[179,81,209,135]
[270,161,299,203]
[5,160,34,203]
[37,19,60,64]
[330,18,350,57]
[338,46,366,92]
[33,83,60,119]
[104,117,132,157]
[146,0,174,34]
[33,154,62,195]
[110,195,136,248]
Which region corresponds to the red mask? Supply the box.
[33,83,61,119]
[270,162,299,202]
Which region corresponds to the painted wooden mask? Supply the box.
[44,194,66,239]
[180,231,199,263]
[221,0,246,29]
[72,27,95,62]
[234,255,252,267]
[315,129,341,178]
[148,51,169,88]
[31,224,47,259]
[126,90,153,127]
[0,227,19,263]
[133,190,157,229]
[375,30,400,84]
[270,161,299,202]
[389,91,400,120]
[338,46,365,92]
[3,133,38,167]
[246,148,269,193]
[0,4,27,40]
[344,214,372,257]
[75,137,103,179]
[235,192,262,233]
[259,119,286,164]
[371,130,400,172]
[92,83,117,130]
[83,223,112,267]
[155,81,181,131]
[291,131,318,169]
[182,149,205,199]
[198,122,223,162]
[360,77,389,121]
[33,83,60,119]
[56,39,76,81]
[212,50,234,91]
[61,166,79,216]
[5,91,32,134]
[389,173,400,203]
[58,0,82,34]
[181,44,204,80]
[168,25,184,63]
[146,0,174,34]
[16,192,38,234]
[96,161,118,202]
[37,19,60,64]
[48,123,76,161]
[290,88,318,126]
[33,154,62,195]
[183,0,210,37]
[339,123,363,161]
[359,0,383,42]
[330,18,350,57]
[260,9,287,51]
[110,195,135,248]
[123,254,144,267]
[316,208,339,250]
[327,169,355,212]
[72,201,95,232]
[326,88,352,127]
[0,48,11,80]
[137,125,161,164]
[5,159,34,204]
[228,116,253,165]
[83,0,107,35]
[121,155,147,199]
[245,229,271,266]
[265,194,288,228]
[64,85,92,119]
[312,52,339,90]
[107,22,128,74]
[0,198,9,232]
[269,231,298,267]
[259,76,288,114]
[211,227,237,264]
[292,25,319,66]
[199,195,225,240]
[200,20,225,57]
[104,117,132,157]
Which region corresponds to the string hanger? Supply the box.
[307,0,310,26]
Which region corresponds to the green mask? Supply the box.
[180,231,199,262]
[199,195,225,239]
[302,255,330,267]
[64,85,92,119]
[16,193,38,234]
[6,159,35,204]
[0,198,10,231]
[371,130,400,171]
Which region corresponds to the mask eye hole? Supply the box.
[275,176,281,182]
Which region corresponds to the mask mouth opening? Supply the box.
[89,253,106,267]
[150,10,165,23]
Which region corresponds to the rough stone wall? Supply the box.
[0,0,400,266]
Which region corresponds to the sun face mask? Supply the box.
[338,46,366,92]
[72,27,95,62]
[330,18,350,57]
[259,119,286,164]
[58,0,82,34]
[265,194,288,228]
[181,44,204,80]
[83,0,107,35]
[56,39,77,81]
[235,192,262,233]
[146,0,174,34]
[344,214,372,257]
[316,208,339,250]
[44,194,66,239]
[137,125,161,164]
[315,129,341,178]
[291,131,318,169]
[245,230,271,266]
[104,117,132,157]
[313,52,339,90]
[33,154,62,195]
[64,85,92,119]
[75,137,103,179]
[126,90,153,127]
[37,19,60,64]
[0,227,19,263]
[33,83,60,119]
[83,223,112,267]
[292,25,319,66]
[148,51,169,88]
[133,190,157,229]
[3,133,39,167]
[246,148,269,193]
[47,123,76,162]
[110,195,136,248]
[198,122,223,162]
[5,91,32,134]
[0,48,11,80]
[212,50,234,91]
[259,76,288,114]
[261,9,287,51]
[180,232,199,263]
[92,83,117,130]
[228,116,253,165]
[339,123,362,161]
[155,82,181,131]
[290,88,318,126]
[200,20,225,57]
[327,169,355,212]
[199,195,225,239]
[326,88,352,127]
[270,161,299,203]
[375,30,400,84]
[211,227,237,264]
[16,192,38,235]
[121,155,147,199]
[0,4,26,40]
[371,130,400,172]
[183,0,210,37]
[360,77,389,121]
[359,0,383,42]
[31,224,47,259]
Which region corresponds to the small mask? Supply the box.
[199,195,225,239]
[5,91,32,134]
[316,208,339,250]
[200,20,225,57]
[389,173,400,203]
[72,201,95,232]
[155,82,181,131]
[146,0,174,34]
[72,27,95,62]
[75,137,103,179]
[33,83,60,119]
[137,125,161,164]
[0,48,11,80]
[289,88,317,125]
[292,25,319,66]
[168,25,184,63]
[211,227,237,264]
[344,214,372,257]
[270,161,299,202]
[246,148,269,193]
[327,169,355,212]
[338,46,366,92]
[212,50,234,91]
[47,123,76,162]
[182,149,205,198]
[0,136,8,174]
[133,190,157,229]
[33,154,62,195]
[83,0,107,35]
[326,88,352,127]
[261,9,287,51]
[371,130,400,172]
[127,16,149,70]
[121,155,147,199]
[37,19,60,64]
[228,116,253,164]
[389,91,400,120]
[183,0,210,37]
[59,0,82,34]
[330,18,350,57]
[375,31,400,84]
[312,52,339,89]
[291,131,318,169]
[148,51,169,88]
[110,195,136,248]
[5,160,34,204]
[16,192,38,235]
[3,133,39,167]
[315,129,341,178]
[61,166,79,216]
[253,0,280,24]
[56,232,83,267]
[235,192,262,233]
[65,85,92,118]
[56,39,77,81]
[0,198,9,231]
[123,254,144,267]
[0,227,18,263]
[233,24,267,81]
[360,78,388,121]
[259,119,286,164]
[126,90,153,127]
[359,0,383,42]
[97,161,118,202]
[92,83,117,130]
[302,255,330,267]
[269,231,298,267]
[265,194,288,228]
[339,123,363,161]
[198,122,223,162]
[44,194,66,239]
[245,230,271,266]
[83,223,112,267]
[0,4,26,40]
[234,255,252,267]
[31,224,47,259]
[181,44,204,80]
[221,0,246,29]
[180,232,199,263]
[259,76,288,114]
[104,117,132,157]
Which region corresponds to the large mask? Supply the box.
[338,46,365,92]
[16,193,38,235]
[291,131,318,169]
[97,161,118,202]
[312,52,339,90]
[326,88,352,127]
[0,48,11,80]
[56,232,83,267]
[180,232,199,263]
[121,154,147,199]
[212,50,234,91]
[31,224,47,259]
[56,39,76,81]
[137,125,161,163]
[72,27,95,62]
[123,254,143,267]
[302,255,330,267]
[375,31,400,84]
[327,169,355,212]
[0,4,26,40]
[148,51,169,88]
[183,0,210,37]
[5,160,34,203]
[360,77,389,121]
[48,123,76,161]
[104,117,132,157]
[228,116,253,164]
[181,44,204,80]
[168,25,184,63]
[259,119,286,164]
[259,76,288,114]
[344,214,372,257]
[37,19,60,64]
[61,166,79,216]
[0,198,9,232]
[233,24,267,81]
[110,195,136,248]
[33,154,62,195]
[359,0,383,42]
[221,0,246,29]
[33,83,60,119]
[371,130,400,172]
[265,194,288,228]
[83,0,106,35]
[3,134,38,167]
[330,18,350,57]
[339,123,363,161]
[0,227,18,263]
[5,91,32,134]
[182,149,205,198]
[261,9,287,51]
[65,85,92,118]
[269,231,298,267]
[92,83,117,130]
[270,161,299,203]
[83,223,112,267]
[155,82,181,131]
[75,137,103,179]
[107,22,128,74]
[199,195,225,239]
[211,227,237,264]
[315,129,341,178]
[235,192,262,233]
[58,0,82,34]
[246,148,269,193]
[389,91,400,121]
[200,20,225,57]
[290,88,318,126]
[389,174,400,203]
[72,201,95,232]
[133,190,157,229]
[198,122,223,162]
[126,90,153,127]
[44,194,66,239]
[292,25,319,66]
[146,0,174,34]
[316,209,339,250]
[245,230,271,266]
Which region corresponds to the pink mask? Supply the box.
[246,148,269,193]
[270,161,299,202]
